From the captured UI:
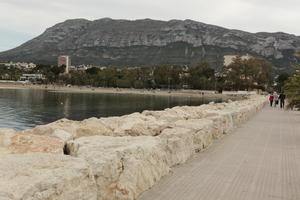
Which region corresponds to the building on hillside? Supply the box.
[58,56,71,73]
[69,65,94,72]
[27,63,37,69]
[1,73,10,80]
[19,74,45,81]
[0,62,36,69]
[223,54,252,66]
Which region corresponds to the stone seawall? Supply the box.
[0,95,267,200]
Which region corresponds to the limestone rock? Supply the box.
[170,119,214,152]
[76,117,114,137]
[0,128,64,154]
[142,109,185,122]
[22,119,77,141]
[66,136,170,200]
[99,113,168,136]
[159,127,194,166]
[168,106,205,119]
[22,118,113,142]
[0,153,97,200]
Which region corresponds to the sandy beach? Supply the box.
[0,82,238,99]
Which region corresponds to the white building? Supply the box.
[20,74,45,81]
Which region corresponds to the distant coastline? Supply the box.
[0,82,241,99]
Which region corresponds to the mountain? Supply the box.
[1,18,300,73]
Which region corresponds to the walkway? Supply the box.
[139,107,300,200]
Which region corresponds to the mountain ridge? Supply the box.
[1,18,300,73]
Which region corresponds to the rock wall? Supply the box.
[0,95,267,200]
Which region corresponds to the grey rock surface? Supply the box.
[0,18,299,73]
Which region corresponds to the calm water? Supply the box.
[0,87,228,131]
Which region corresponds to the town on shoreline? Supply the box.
[0,81,253,99]
[0,55,273,94]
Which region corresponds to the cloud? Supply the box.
[1,0,300,51]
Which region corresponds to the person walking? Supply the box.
[279,92,286,109]
[273,92,279,107]
[269,93,274,107]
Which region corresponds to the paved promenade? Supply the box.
[139,107,300,200]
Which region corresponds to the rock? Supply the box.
[100,113,168,136]
[66,136,170,200]
[168,106,204,119]
[0,128,64,154]
[22,118,114,142]
[98,116,122,132]
[0,18,298,73]
[159,127,194,166]
[22,119,77,141]
[51,129,73,141]
[0,153,97,200]
[142,108,187,122]
[202,109,235,134]
[76,117,114,137]
[170,119,214,152]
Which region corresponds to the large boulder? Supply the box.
[142,109,185,122]
[22,118,113,142]
[66,136,170,200]
[202,109,235,135]
[0,128,64,154]
[22,119,78,141]
[75,117,114,137]
[0,153,97,200]
[99,113,168,136]
[170,119,215,152]
[159,127,194,166]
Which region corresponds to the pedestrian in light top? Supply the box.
[273,92,279,107]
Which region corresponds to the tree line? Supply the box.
[1,56,273,91]
[282,66,300,109]
[2,57,299,108]
[42,64,216,90]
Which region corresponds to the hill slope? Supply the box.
[1,18,300,73]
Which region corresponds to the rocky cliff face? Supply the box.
[1,18,300,73]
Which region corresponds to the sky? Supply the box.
[1,0,300,52]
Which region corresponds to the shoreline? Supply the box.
[0,82,240,99]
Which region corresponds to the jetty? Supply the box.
[140,107,300,200]
[2,96,298,200]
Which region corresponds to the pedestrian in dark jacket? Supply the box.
[269,94,274,107]
[279,92,286,109]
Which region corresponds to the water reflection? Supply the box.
[0,88,228,131]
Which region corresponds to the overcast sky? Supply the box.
[1,0,300,51]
